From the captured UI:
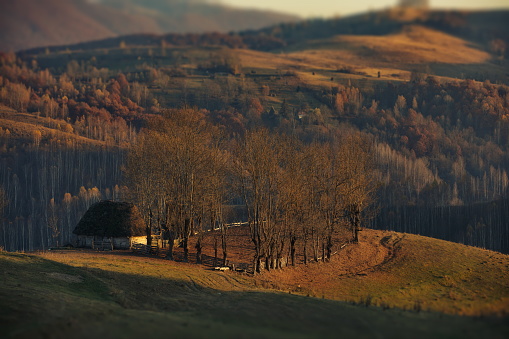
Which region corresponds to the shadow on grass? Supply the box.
[1,252,508,339]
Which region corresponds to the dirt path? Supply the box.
[254,229,404,295]
[171,227,402,278]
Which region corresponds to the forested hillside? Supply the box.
[1,8,509,253]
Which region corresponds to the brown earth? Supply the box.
[40,226,509,316]
[169,225,356,271]
[170,227,509,315]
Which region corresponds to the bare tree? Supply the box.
[337,134,377,244]
[0,187,7,219]
[126,116,377,272]
[126,108,227,262]
[47,198,59,247]
[233,129,283,273]
[0,187,8,250]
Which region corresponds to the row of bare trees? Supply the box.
[126,109,228,262]
[126,109,376,272]
[236,130,375,272]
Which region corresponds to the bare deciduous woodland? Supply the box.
[0,5,507,258]
[124,109,375,271]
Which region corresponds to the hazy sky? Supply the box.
[220,0,509,18]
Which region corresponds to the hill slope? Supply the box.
[247,8,509,49]
[2,9,509,256]
[21,10,506,83]
[288,25,490,65]
[0,0,298,52]
[257,229,509,316]
[0,105,111,149]
[1,230,508,338]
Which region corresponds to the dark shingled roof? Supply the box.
[73,200,146,237]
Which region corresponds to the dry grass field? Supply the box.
[291,26,490,65]
[2,229,508,338]
[257,229,509,316]
[184,227,509,316]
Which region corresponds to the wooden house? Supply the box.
[73,200,146,250]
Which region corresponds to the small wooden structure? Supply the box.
[73,200,146,250]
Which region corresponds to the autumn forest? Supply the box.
[1,8,509,261]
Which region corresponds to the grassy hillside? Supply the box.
[1,230,508,338]
[184,227,509,316]
[22,18,507,84]
[269,24,505,82]
[249,8,509,50]
[0,0,298,52]
[287,25,490,68]
[21,22,503,109]
[257,229,509,316]
[0,106,110,149]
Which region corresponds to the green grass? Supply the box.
[1,250,508,338]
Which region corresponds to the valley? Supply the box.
[0,5,508,337]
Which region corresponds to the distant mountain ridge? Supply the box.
[0,0,299,52]
[19,8,509,60]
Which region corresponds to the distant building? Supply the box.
[398,0,429,8]
[73,200,147,250]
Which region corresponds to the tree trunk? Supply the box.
[213,236,218,267]
[303,235,308,265]
[312,233,319,262]
[326,235,333,261]
[221,235,228,266]
[183,238,189,262]
[290,236,296,266]
[195,235,202,264]
[146,226,152,254]
[147,209,153,254]
[165,228,175,260]
[353,224,360,243]
[255,256,261,274]
[221,228,227,267]
[183,218,190,262]
[353,208,361,243]
[322,241,326,262]
[350,204,361,243]
[222,250,228,267]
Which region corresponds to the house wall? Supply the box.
[130,236,147,246]
[76,235,147,250]
[112,237,130,249]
